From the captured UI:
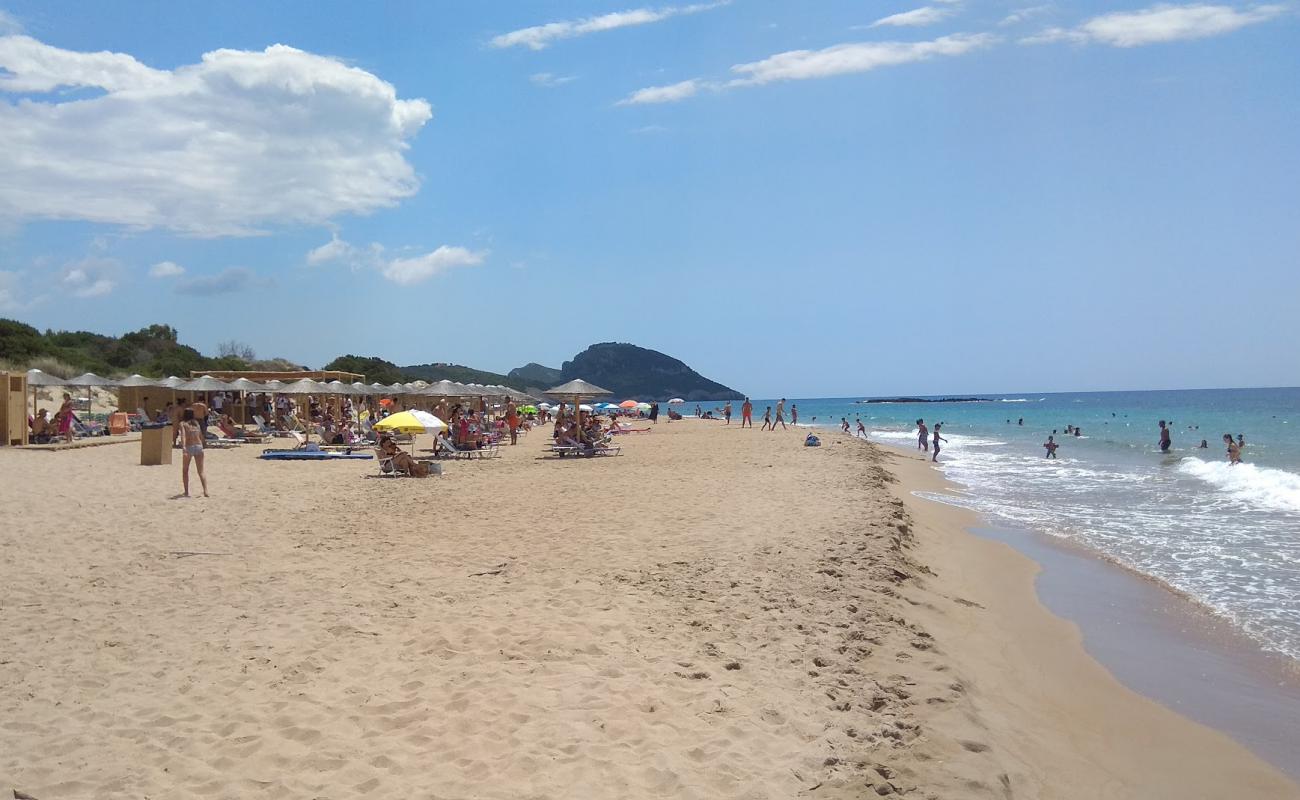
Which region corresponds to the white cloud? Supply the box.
[1000,5,1051,26]
[0,35,432,236]
[0,10,22,34]
[1022,3,1285,47]
[491,2,727,50]
[306,234,360,266]
[60,257,118,298]
[618,79,703,105]
[618,34,993,104]
[149,260,185,278]
[871,7,954,28]
[306,236,485,284]
[530,72,577,88]
[381,246,486,285]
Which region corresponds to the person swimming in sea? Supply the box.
[1224,434,1242,465]
[1043,436,1058,458]
[1158,420,1172,453]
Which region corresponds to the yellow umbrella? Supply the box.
[373,409,447,434]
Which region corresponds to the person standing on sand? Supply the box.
[178,409,209,498]
[931,424,947,462]
[772,399,787,431]
[1224,434,1242,465]
[55,392,75,443]
[1158,420,1172,453]
[791,404,798,426]
[1043,436,1059,458]
[917,419,929,452]
[724,402,732,425]
[741,398,752,428]
[649,402,659,424]
[761,406,772,431]
[841,417,850,433]
[506,403,520,445]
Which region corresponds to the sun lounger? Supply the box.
[435,434,499,459]
[260,449,372,461]
[550,440,621,457]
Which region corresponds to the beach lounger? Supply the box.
[259,449,372,461]
[550,441,621,457]
[254,415,293,438]
[435,434,499,459]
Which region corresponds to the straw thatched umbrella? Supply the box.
[67,372,120,420]
[25,369,65,417]
[545,378,613,429]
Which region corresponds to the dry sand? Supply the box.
[1,420,1295,798]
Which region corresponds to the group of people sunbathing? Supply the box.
[552,411,618,453]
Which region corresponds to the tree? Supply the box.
[217,340,256,361]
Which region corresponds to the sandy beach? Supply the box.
[1,420,1295,799]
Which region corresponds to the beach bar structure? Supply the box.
[0,371,29,447]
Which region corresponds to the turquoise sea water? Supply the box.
[705,389,1300,662]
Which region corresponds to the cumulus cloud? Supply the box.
[306,235,486,285]
[60,257,119,298]
[0,35,432,236]
[173,267,267,296]
[491,2,727,50]
[870,7,954,27]
[1022,3,1285,46]
[1000,5,1051,26]
[381,246,486,285]
[529,72,577,88]
[620,33,993,103]
[149,261,185,278]
[618,79,703,105]
[306,234,360,266]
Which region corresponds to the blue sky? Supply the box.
[0,1,1296,396]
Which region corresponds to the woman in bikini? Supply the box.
[178,409,209,497]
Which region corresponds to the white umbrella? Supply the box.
[668,398,685,404]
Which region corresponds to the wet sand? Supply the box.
[1,419,1295,798]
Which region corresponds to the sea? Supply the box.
[711,389,1300,665]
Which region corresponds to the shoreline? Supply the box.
[1,419,1295,797]
[865,436,1299,795]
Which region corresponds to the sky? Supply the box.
[0,1,1296,397]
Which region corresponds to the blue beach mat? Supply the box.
[260,449,372,461]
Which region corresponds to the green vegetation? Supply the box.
[560,342,743,401]
[0,318,302,378]
[507,362,563,388]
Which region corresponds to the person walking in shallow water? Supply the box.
[931,424,947,462]
[1158,420,1172,453]
[1043,435,1059,458]
[917,419,929,452]
[1224,434,1242,465]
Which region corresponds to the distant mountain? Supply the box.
[507,362,563,388]
[560,343,743,401]
[398,362,526,390]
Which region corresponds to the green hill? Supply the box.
[560,343,743,401]
[507,362,563,388]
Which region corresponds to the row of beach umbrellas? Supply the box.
[23,369,538,401]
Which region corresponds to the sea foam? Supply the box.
[1177,458,1300,514]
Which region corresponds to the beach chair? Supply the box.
[374,446,406,477]
[435,434,498,459]
[253,415,292,438]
